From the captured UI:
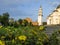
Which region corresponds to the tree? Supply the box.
[22,19,28,26]
[2,12,9,26]
[13,21,19,27]
[18,19,23,26]
[0,15,2,22]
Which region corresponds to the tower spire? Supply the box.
[39,6,43,16]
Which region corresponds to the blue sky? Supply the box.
[0,0,60,22]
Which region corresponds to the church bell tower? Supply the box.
[38,6,43,26]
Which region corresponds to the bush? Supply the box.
[0,25,48,45]
[48,30,60,45]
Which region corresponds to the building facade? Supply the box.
[47,5,60,25]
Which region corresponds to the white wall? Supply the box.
[38,16,42,25]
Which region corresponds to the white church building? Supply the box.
[47,5,60,25]
[38,5,60,25]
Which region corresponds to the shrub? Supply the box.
[0,25,48,45]
[48,30,60,45]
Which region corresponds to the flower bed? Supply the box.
[0,26,48,45]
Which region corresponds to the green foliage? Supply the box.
[22,20,28,26]
[48,30,60,45]
[18,19,33,26]
[0,12,9,26]
[1,12,60,45]
[18,19,23,25]
[0,13,32,27]
[0,25,48,45]
[13,21,19,28]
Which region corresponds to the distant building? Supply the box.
[25,18,38,26]
[47,5,60,25]
[32,22,38,26]
[38,6,43,26]
[25,18,32,23]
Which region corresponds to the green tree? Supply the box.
[48,31,60,45]
[2,12,9,26]
[18,19,23,26]
[13,21,19,27]
[0,15,2,24]
[22,20,28,26]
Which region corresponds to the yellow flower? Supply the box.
[18,35,27,41]
[39,26,45,31]
[0,40,5,45]
[0,26,3,28]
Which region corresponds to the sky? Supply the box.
[0,0,60,22]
